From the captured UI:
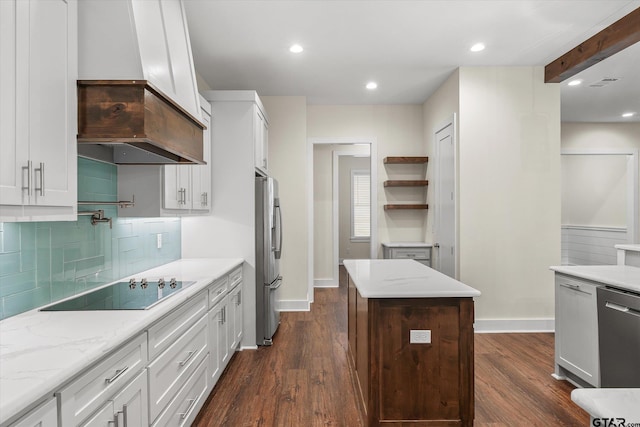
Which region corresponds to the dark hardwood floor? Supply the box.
[194,267,589,426]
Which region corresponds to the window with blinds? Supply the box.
[351,170,370,240]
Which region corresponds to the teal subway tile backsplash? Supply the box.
[0,157,181,320]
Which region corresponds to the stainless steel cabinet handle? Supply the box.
[34,162,45,196]
[105,366,129,384]
[218,307,225,324]
[178,350,196,367]
[122,404,129,427]
[236,290,241,306]
[22,161,32,195]
[559,283,590,295]
[179,398,197,419]
[605,301,640,318]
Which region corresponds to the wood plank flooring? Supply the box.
[194,268,589,426]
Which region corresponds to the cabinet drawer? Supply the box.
[148,292,208,360]
[57,333,147,426]
[229,266,243,288]
[148,315,208,422]
[390,248,430,260]
[151,357,209,427]
[208,276,228,309]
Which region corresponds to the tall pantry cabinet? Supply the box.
[0,0,78,222]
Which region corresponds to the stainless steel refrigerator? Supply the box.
[255,176,282,345]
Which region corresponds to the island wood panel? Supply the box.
[348,275,357,367]
[348,274,474,426]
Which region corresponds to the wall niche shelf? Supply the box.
[383,156,429,210]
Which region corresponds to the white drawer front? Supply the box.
[151,357,209,427]
[208,276,228,309]
[148,292,208,360]
[57,333,147,427]
[390,248,430,259]
[229,266,243,288]
[148,315,208,422]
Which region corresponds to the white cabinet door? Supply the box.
[208,304,222,387]
[80,401,114,427]
[254,107,268,174]
[0,0,28,206]
[112,370,149,427]
[229,284,243,352]
[0,0,77,219]
[191,102,211,211]
[555,275,600,386]
[8,398,57,427]
[163,165,191,210]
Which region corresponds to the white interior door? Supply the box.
[434,120,457,278]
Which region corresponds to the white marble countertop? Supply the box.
[550,265,640,294]
[381,242,433,248]
[615,244,640,252]
[572,388,640,421]
[343,259,480,298]
[0,258,243,426]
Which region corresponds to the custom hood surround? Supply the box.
[77,80,205,164]
[77,0,205,164]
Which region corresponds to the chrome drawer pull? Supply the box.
[105,366,129,384]
[606,302,640,318]
[178,350,196,367]
[179,398,197,419]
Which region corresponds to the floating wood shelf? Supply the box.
[383,156,428,164]
[384,180,428,187]
[384,204,429,210]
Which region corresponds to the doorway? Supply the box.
[307,138,378,300]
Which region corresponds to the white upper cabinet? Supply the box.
[78,0,200,120]
[0,0,77,222]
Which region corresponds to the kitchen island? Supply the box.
[344,259,481,427]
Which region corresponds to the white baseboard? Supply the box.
[474,318,555,333]
[278,299,311,312]
[314,278,338,288]
[240,345,258,351]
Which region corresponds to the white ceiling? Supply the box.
[184,0,640,122]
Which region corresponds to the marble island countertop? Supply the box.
[343,259,480,298]
[0,258,243,426]
[549,265,640,294]
[572,388,640,421]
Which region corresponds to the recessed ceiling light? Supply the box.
[366,82,378,90]
[622,112,636,118]
[470,43,485,52]
[289,44,303,54]
[568,79,582,86]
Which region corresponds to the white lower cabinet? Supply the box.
[148,315,208,422]
[8,398,57,427]
[151,357,209,427]
[81,370,148,427]
[554,274,600,387]
[58,334,148,426]
[15,265,245,427]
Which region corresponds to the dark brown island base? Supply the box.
[344,259,481,427]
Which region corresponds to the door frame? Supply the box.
[561,148,639,243]
[433,115,458,278]
[307,137,378,300]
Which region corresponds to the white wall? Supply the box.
[339,156,371,261]
[261,96,309,308]
[422,69,460,255]
[307,105,425,256]
[457,66,561,322]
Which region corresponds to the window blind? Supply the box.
[352,171,370,238]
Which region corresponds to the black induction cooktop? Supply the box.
[40,279,195,311]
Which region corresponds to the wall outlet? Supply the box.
[156,233,162,249]
[410,329,431,344]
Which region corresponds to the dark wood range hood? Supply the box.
[77,80,206,165]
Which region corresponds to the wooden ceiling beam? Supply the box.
[545,7,640,83]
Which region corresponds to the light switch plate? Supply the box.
[410,329,431,344]
[156,233,163,249]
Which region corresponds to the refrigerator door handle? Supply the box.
[269,277,282,290]
[274,201,283,259]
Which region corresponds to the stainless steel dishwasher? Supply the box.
[597,286,640,387]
